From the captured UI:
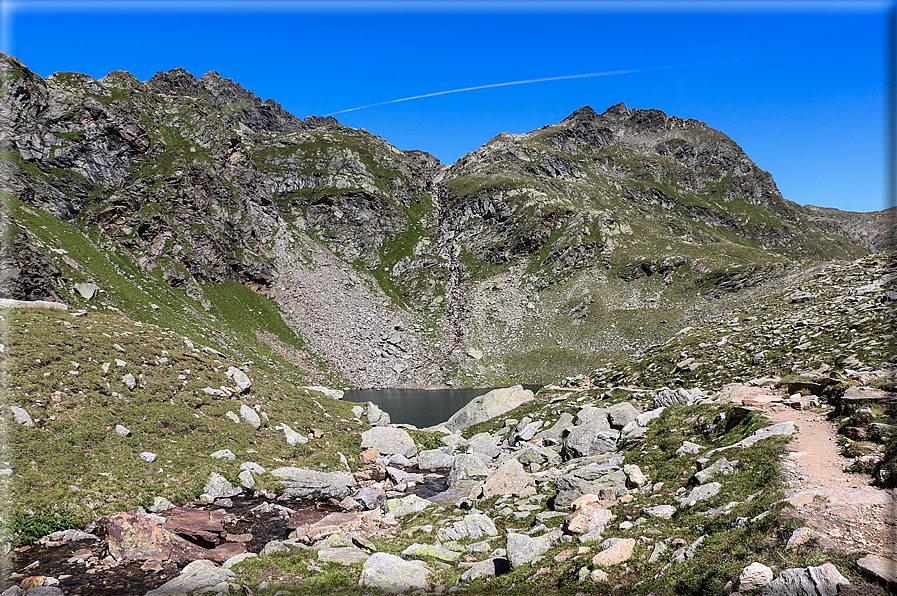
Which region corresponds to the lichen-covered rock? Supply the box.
[479,459,534,500]
[269,467,354,500]
[506,529,562,569]
[762,563,849,596]
[361,426,417,458]
[386,494,432,517]
[554,460,627,510]
[591,537,635,567]
[359,552,431,593]
[401,543,461,563]
[436,513,497,542]
[448,453,491,488]
[417,448,455,470]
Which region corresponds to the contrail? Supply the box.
[325,62,710,116]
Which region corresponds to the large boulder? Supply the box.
[607,402,640,429]
[361,427,417,458]
[479,459,535,500]
[145,561,237,596]
[506,530,562,570]
[443,385,535,433]
[359,552,431,593]
[448,454,491,488]
[269,467,354,500]
[762,563,849,596]
[554,460,627,510]
[562,420,620,460]
[436,513,498,542]
[417,448,456,470]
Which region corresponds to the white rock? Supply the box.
[738,561,773,591]
[139,452,157,463]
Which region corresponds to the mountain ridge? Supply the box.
[1,52,893,388]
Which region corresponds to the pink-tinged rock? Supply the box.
[738,562,773,591]
[857,554,897,585]
[591,538,635,567]
[165,508,225,545]
[101,511,211,563]
[564,504,614,534]
[480,459,535,499]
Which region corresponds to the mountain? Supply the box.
[1,52,893,388]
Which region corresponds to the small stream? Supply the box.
[5,468,451,596]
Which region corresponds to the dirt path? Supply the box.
[762,403,897,557]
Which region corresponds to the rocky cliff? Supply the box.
[1,53,892,387]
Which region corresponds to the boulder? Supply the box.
[554,460,627,510]
[466,432,501,459]
[318,546,371,564]
[762,563,850,596]
[607,402,640,429]
[479,459,535,500]
[359,552,431,593]
[417,448,456,470]
[144,560,237,596]
[575,405,610,427]
[564,504,613,534]
[101,511,210,563]
[739,562,774,591]
[506,530,562,569]
[356,488,387,511]
[624,464,648,488]
[361,427,417,458]
[676,441,704,456]
[679,482,721,508]
[204,473,241,498]
[531,412,575,444]
[436,513,498,542]
[269,467,354,500]
[562,420,619,459]
[74,282,98,300]
[386,494,433,517]
[448,453,491,488]
[239,404,261,429]
[460,557,511,581]
[122,373,136,390]
[443,385,535,433]
[857,554,897,585]
[693,457,737,484]
[226,366,251,393]
[401,543,461,563]
[210,449,235,460]
[591,538,635,567]
[114,424,131,436]
[514,442,562,467]
[281,423,308,446]
[641,505,677,520]
[10,405,34,426]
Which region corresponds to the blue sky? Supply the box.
[3,1,894,213]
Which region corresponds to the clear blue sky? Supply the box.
[3,1,894,213]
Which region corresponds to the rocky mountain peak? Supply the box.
[147,67,204,97]
[603,101,630,118]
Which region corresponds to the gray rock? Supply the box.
[366,402,384,425]
[240,461,265,474]
[114,424,131,437]
[575,405,610,427]
[261,540,295,556]
[729,422,795,449]
[694,458,738,485]
[506,529,562,569]
[269,467,354,500]
[145,560,237,596]
[239,404,261,429]
[460,557,510,581]
[210,449,235,460]
[359,552,431,593]
[22,588,64,596]
[857,554,897,585]
[652,388,694,409]
[74,282,98,300]
[149,497,175,513]
[417,448,456,470]
[204,472,241,498]
[532,412,575,444]
[281,423,308,446]
[10,405,34,426]
[448,453,491,488]
[443,385,535,433]
[139,452,157,463]
[510,417,543,444]
[361,426,417,458]
[401,543,462,563]
[122,373,136,390]
[607,402,640,429]
[679,482,721,507]
[436,513,498,542]
[636,407,665,427]
[675,441,704,456]
[356,488,387,511]
[554,460,627,510]
[514,442,562,467]
[226,366,251,393]
[762,563,850,596]
[238,470,255,489]
[351,405,364,418]
[386,494,433,517]
[466,432,500,459]
[641,505,677,519]
[318,546,371,564]
[562,422,620,460]
[222,552,257,569]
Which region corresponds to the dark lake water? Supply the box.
[343,385,541,428]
